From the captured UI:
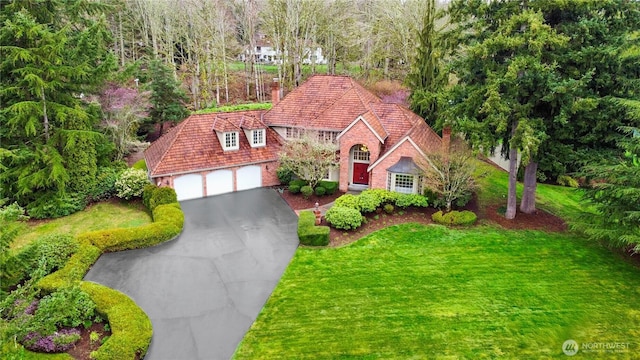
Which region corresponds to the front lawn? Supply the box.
[234,224,640,359]
[11,199,152,251]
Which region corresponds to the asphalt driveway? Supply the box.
[84,188,299,360]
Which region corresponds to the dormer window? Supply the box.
[251,129,265,147]
[224,132,239,150]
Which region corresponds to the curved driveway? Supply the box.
[84,189,299,360]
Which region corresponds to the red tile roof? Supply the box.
[145,110,281,177]
[146,75,441,178]
[263,75,381,130]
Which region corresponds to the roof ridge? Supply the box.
[368,104,389,138]
[150,117,191,176]
[307,79,359,125]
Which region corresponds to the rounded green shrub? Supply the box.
[142,184,157,209]
[88,167,119,202]
[315,186,326,196]
[115,168,150,200]
[358,191,382,213]
[149,187,178,211]
[276,166,294,185]
[383,204,395,214]
[395,193,429,208]
[289,184,301,194]
[431,210,477,226]
[325,206,363,230]
[301,185,313,199]
[318,180,339,195]
[333,194,360,210]
[289,179,308,188]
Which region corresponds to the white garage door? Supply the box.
[236,165,262,191]
[173,174,204,201]
[206,170,233,196]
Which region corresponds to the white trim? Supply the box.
[150,159,274,178]
[367,137,427,172]
[250,129,266,147]
[386,172,422,195]
[336,115,386,143]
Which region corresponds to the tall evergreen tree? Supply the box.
[444,1,568,219]
[577,127,640,253]
[0,0,115,217]
[407,0,445,128]
[143,60,189,137]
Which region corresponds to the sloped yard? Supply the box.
[234,223,640,359]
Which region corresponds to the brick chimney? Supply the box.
[271,78,280,105]
[442,125,451,154]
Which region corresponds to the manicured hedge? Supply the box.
[431,210,477,226]
[325,206,363,230]
[76,203,183,252]
[34,187,184,360]
[297,211,330,246]
[80,282,153,360]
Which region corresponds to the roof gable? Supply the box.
[337,113,388,144]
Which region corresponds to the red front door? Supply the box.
[352,163,369,185]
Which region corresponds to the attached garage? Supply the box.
[173,174,204,201]
[236,165,262,191]
[206,170,234,196]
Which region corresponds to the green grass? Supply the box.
[475,160,591,223]
[235,224,640,359]
[192,102,273,115]
[227,61,363,77]
[11,200,151,251]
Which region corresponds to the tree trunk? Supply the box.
[505,123,518,220]
[520,160,538,214]
[41,86,49,141]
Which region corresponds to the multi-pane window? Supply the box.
[224,132,238,150]
[353,149,370,162]
[394,174,414,194]
[317,130,339,144]
[285,127,305,139]
[387,172,422,194]
[252,129,265,146]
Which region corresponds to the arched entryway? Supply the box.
[349,144,370,188]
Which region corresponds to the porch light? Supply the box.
[359,144,368,152]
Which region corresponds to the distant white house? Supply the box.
[240,42,327,65]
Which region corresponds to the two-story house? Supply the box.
[144,75,443,201]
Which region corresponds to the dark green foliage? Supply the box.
[26,192,86,219]
[289,179,308,188]
[454,192,472,208]
[0,0,115,215]
[142,60,189,136]
[432,210,477,226]
[576,128,640,252]
[4,234,78,290]
[314,186,326,196]
[277,166,294,185]
[318,180,338,195]
[149,187,178,211]
[142,184,157,209]
[288,184,301,194]
[384,204,395,214]
[408,0,445,127]
[300,185,313,199]
[325,206,363,230]
[29,286,96,336]
[87,167,119,202]
[297,211,330,246]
